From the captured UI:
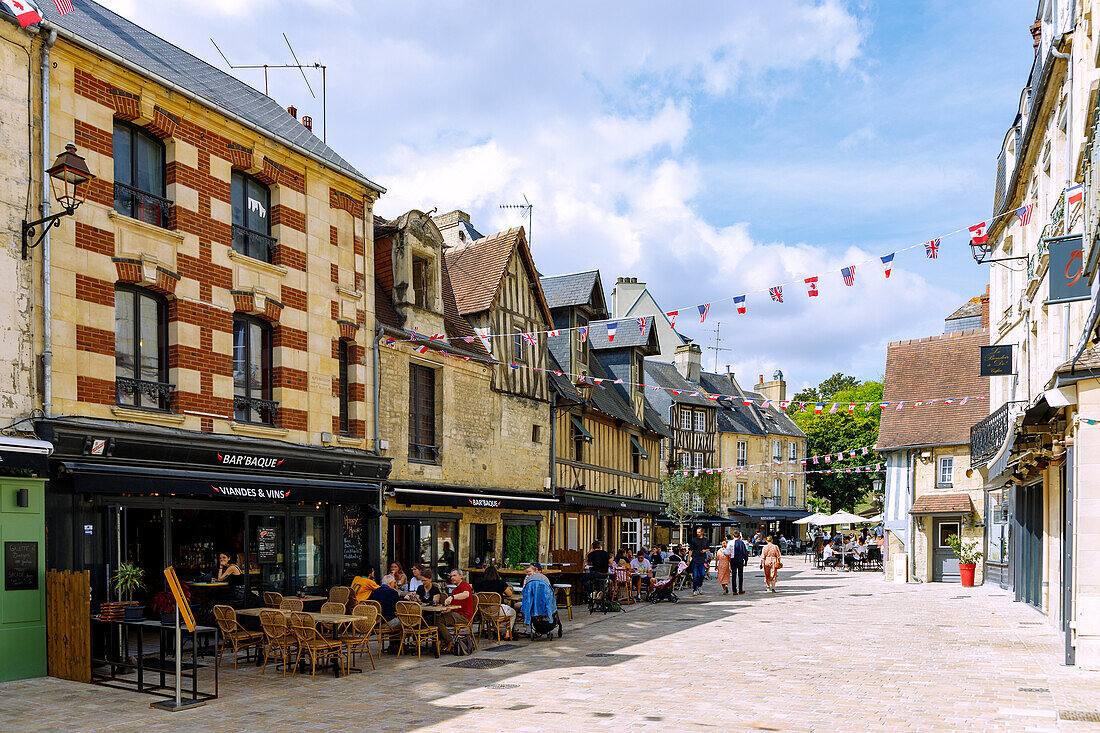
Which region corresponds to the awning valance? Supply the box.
[570,415,594,441]
[0,436,53,473]
[393,484,558,511]
[630,435,649,460]
[563,489,665,513]
[727,507,812,522]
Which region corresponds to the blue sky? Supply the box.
[102,0,1037,391]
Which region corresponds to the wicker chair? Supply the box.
[395,600,440,660]
[259,609,297,677]
[212,604,264,669]
[262,591,284,609]
[288,611,343,679]
[476,592,512,643]
[337,603,377,671]
[318,601,346,637]
[279,598,304,611]
[357,599,399,653]
[328,586,351,607]
[611,566,635,605]
[447,604,478,651]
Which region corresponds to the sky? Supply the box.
[100,0,1038,391]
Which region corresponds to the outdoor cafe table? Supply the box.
[235,607,361,676]
[464,568,561,578]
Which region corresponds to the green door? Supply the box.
[0,477,47,682]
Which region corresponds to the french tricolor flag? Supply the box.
[734,295,746,315]
[1067,184,1084,206]
[606,321,617,342]
[881,253,894,278]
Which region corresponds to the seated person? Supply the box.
[370,574,403,649]
[473,565,517,638]
[522,561,549,588]
[582,540,612,599]
[436,569,475,650]
[407,564,425,593]
[351,567,380,604]
[388,562,408,592]
[519,566,558,636]
[415,569,443,606]
[630,551,653,576]
[822,543,840,567]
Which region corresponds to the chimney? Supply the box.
[611,276,647,319]
[1031,19,1041,52]
[674,343,702,383]
[980,287,990,329]
[302,115,313,131]
[287,105,297,119]
[755,371,787,402]
[433,210,473,249]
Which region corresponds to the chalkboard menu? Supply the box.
[4,541,38,591]
[257,527,277,562]
[342,505,363,576]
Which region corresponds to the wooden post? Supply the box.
[46,569,91,683]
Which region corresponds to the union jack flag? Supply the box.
[769,286,783,303]
[698,303,710,323]
[925,238,940,258]
[1016,204,1034,226]
[523,332,537,345]
[841,266,855,286]
[734,295,746,314]
[636,317,647,332]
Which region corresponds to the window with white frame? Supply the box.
[789,441,797,461]
[736,483,745,505]
[938,456,954,487]
[694,452,705,469]
[737,441,747,466]
[788,479,796,506]
[691,495,704,512]
[620,518,641,550]
[694,410,706,432]
[773,478,781,504]
[772,440,781,461]
[680,409,692,431]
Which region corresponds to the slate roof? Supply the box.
[877,329,990,450]
[588,317,657,351]
[644,404,673,439]
[643,361,714,419]
[540,271,605,312]
[699,372,805,438]
[38,1,381,192]
[548,351,653,433]
[908,492,975,515]
[444,228,553,324]
[946,298,983,322]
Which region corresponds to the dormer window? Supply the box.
[412,256,431,309]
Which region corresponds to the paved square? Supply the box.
[3,564,1098,732]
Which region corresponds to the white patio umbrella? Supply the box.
[826,510,874,525]
[867,513,884,524]
[794,512,831,525]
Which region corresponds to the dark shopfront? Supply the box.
[727,507,812,545]
[37,419,389,614]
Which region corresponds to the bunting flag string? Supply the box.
[683,463,884,477]
[378,206,1020,347]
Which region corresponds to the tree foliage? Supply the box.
[660,466,720,527]
[789,377,883,513]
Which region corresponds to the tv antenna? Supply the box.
[211,34,328,142]
[500,195,533,246]
[706,322,732,372]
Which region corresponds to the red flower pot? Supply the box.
[958,563,976,587]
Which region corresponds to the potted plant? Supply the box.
[945,534,983,587]
[112,562,147,620]
[151,586,193,625]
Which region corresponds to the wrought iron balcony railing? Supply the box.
[408,441,440,463]
[970,402,1011,468]
[116,376,173,411]
[233,395,279,426]
[114,181,172,228]
[231,224,278,262]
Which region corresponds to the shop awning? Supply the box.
[655,513,734,526]
[908,493,974,516]
[570,415,594,441]
[563,489,665,513]
[60,461,382,509]
[0,436,53,473]
[393,484,559,511]
[726,507,812,522]
[629,435,649,460]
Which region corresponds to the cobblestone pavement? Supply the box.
[3,563,1099,732]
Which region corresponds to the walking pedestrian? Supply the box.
[759,535,782,592]
[689,527,710,596]
[730,530,749,594]
[716,540,731,594]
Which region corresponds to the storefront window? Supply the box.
[986,489,1009,563]
[436,520,457,577]
[249,514,285,597]
[290,515,325,593]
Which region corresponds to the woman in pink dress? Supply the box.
[759,535,782,592]
[716,540,731,594]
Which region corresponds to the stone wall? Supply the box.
[718,432,806,511]
[911,444,985,584]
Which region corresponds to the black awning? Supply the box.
[0,437,53,473]
[393,485,558,511]
[727,507,811,522]
[654,513,734,526]
[562,489,665,514]
[60,462,381,509]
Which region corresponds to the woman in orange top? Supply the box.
[759,535,782,593]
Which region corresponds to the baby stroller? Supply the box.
[647,562,687,603]
[529,612,563,640]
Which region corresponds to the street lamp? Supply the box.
[970,235,1029,265]
[22,143,96,260]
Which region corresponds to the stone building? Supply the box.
[878,301,990,585]
[16,1,390,645]
[539,270,667,555]
[372,211,556,574]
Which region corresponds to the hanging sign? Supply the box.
[1048,235,1089,304]
[980,345,1014,376]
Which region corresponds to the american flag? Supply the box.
[666,310,678,326]
[636,317,647,332]
[1016,204,1034,226]
[881,253,894,278]
[698,303,710,323]
[523,332,536,345]
[841,266,855,286]
[734,295,746,314]
[462,336,477,343]
[578,326,588,343]
[54,0,73,14]
[769,286,783,303]
[925,238,940,259]
[805,276,819,297]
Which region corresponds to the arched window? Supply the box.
[231,171,273,262]
[114,285,169,410]
[113,121,168,227]
[233,315,275,424]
